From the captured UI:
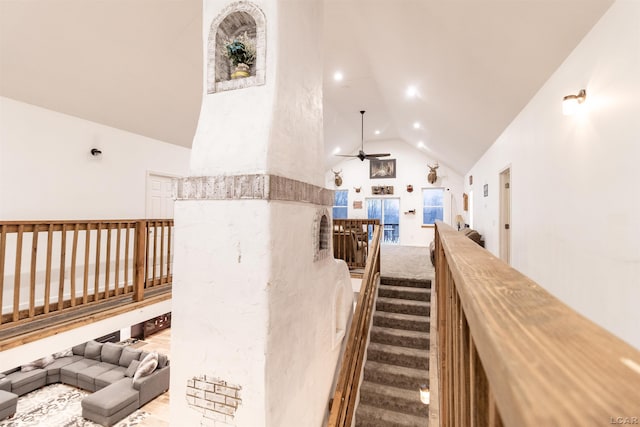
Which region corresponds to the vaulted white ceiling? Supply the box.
[0,0,614,175]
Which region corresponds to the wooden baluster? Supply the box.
[70,224,79,307]
[460,308,471,427]
[124,225,130,294]
[166,222,172,282]
[83,225,90,305]
[133,220,146,302]
[152,221,158,287]
[57,224,66,311]
[104,224,111,299]
[29,226,38,318]
[0,224,6,325]
[94,222,101,301]
[160,221,165,284]
[13,225,23,322]
[44,224,53,313]
[145,221,151,289]
[115,223,121,296]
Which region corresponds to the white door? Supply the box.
[499,168,511,264]
[146,173,175,219]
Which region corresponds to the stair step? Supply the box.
[367,342,429,370]
[377,297,430,316]
[364,361,428,391]
[370,326,429,349]
[360,381,429,417]
[374,311,429,332]
[379,285,430,302]
[380,277,431,289]
[356,403,428,427]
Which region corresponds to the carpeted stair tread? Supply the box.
[371,325,429,349]
[355,403,428,427]
[379,285,430,302]
[376,297,430,316]
[364,360,428,390]
[380,277,431,289]
[367,342,429,369]
[360,381,429,417]
[373,311,429,332]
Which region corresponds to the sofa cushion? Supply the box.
[118,347,141,368]
[45,355,83,376]
[157,353,169,369]
[78,362,119,391]
[101,343,124,365]
[133,352,158,382]
[72,342,86,356]
[84,341,103,361]
[95,366,127,389]
[7,369,46,395]
[81,378,139,418]
[60,359,100,381]
[125,360,141,378]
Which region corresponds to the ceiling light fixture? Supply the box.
[332,147,341,155]
[417,141,425,149]
[562,89,586,115]
[374,130,381,135]
[406,85,418,98]
[413,122,421,129]
[333,71,344,82]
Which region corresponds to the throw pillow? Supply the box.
[125,360,141,378]
[21,355,55,372]
[52,348,73,358]
[72,342,86,356]
[101,343,124,365]
[84,340,103,361]
[157,353,169,369]
[119,347,141,367]
[133,352,158,382]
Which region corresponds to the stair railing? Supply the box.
[433,221,640,426]
[0,219,173,330]
[333,219,380,270]
[328,224,382,427]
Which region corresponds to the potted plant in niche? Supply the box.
[222,32,256,79]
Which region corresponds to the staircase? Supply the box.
[355,277,431,427]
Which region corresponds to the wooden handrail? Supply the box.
[434,221,640,426]
[0,219,173,330]
[328,224,382,427]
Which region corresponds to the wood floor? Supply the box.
[137,328,171,426]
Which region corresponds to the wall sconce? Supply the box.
[90,148,102,157]
[419,384,430,405]
[562,89,586,115]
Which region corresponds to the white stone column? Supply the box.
[170,1,353,426]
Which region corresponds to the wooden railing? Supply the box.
[0,219,173,329]
[333,219,379,269]
[434,221,640,426]
[328,225,381,427]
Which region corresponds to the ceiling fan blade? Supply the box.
[365,153,391,158]
[336,154,358,158]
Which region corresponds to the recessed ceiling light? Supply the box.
[374,130,381,135]
[406,86,418,98]
[332,147,341,155]
[333,71,344,82]
[417,141,425,148]
[413,122,421,129]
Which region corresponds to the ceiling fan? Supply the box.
[336,110,390,161]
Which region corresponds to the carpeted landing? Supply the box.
[0,383,148,427]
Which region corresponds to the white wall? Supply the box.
[466,0,640,349]
[0,96,191,220]
[326,140,465,246]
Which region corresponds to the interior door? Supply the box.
[366,198,400,244]
[146,173,175,219]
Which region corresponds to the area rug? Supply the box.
[0,383,149,427]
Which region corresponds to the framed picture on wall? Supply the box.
[370,159,396,179]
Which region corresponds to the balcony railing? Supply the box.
[433,221,640,426]
[0,219,173,347]
[333,219,380,270]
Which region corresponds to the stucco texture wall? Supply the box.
[466,0,640,349]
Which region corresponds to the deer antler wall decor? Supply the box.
[332,169,343,187]
[427,162,439,184]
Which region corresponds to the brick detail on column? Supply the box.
[186,375,243,424]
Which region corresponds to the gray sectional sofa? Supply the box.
[1,340,169,426]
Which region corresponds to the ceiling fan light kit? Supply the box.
[336,110,391,161]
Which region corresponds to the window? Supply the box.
[367,198,400,244]
[333,190,348,219]
[423,188,444,225]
